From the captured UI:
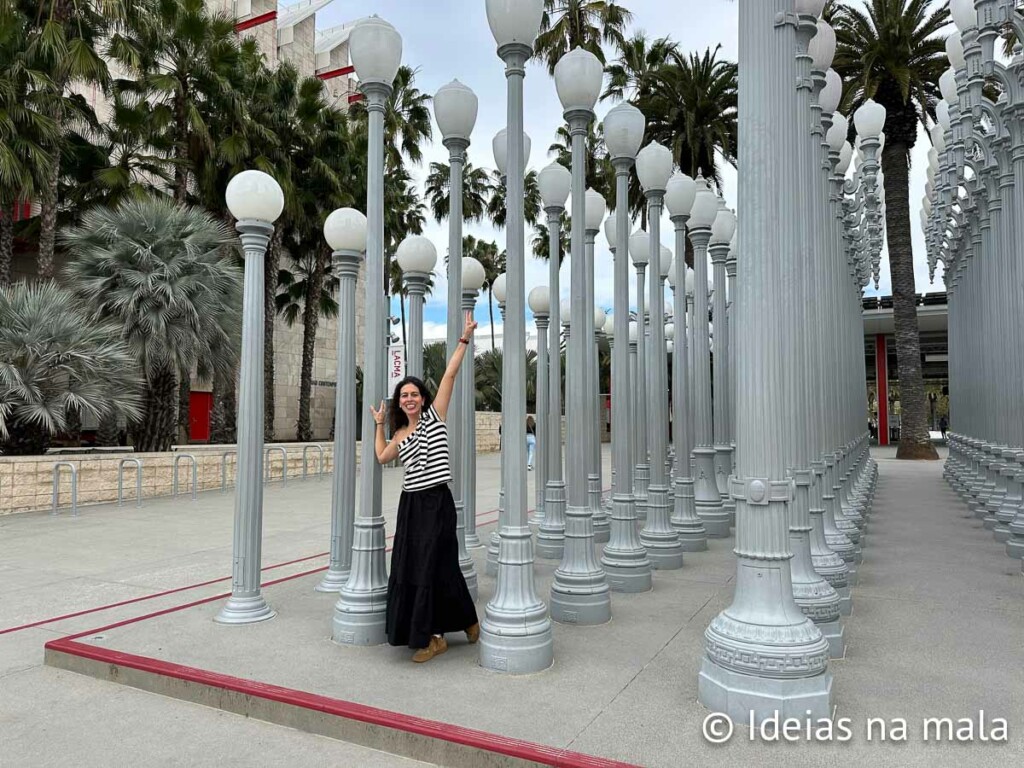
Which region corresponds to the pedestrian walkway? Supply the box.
[2,447,1022,766]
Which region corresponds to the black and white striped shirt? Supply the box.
[397,405,452,491]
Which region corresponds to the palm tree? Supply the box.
[423,160,493,223]
[421,341,447,394]
[0,280,143,454]
[62,197,242,452]
[830,0,948,460]
[487,169,543,229]
[348,65,432,171]
[474,349,538,411]
[24,0,143,278]
[461,235,505,351]
[547,121,614,204]
[601,31,677,103]
[641,46,738,191]
[0,5,56,283]
[531,213,571,263]
[534,0,633,75]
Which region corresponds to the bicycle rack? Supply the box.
[172,453,198,501]
[51,462,78,517]
[264,446,287,485]
[302,444,324,480]
[220,450,237,492]
[118,458,143,507]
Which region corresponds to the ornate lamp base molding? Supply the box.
[698,658,833,725]
[214,595,275,625]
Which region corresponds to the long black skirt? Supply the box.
[386,483,478,649]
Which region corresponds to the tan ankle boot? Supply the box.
[465,623,480,644]
[412,635,447,663]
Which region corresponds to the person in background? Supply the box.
[370,312,479,663]
[939,415,948,442]
[526,415,537,470]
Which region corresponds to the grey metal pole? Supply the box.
[533,307,550,525]
[444,136,473,555]
[670,214,707,550]
[479,40,554,674]
[404,272,428,379]
[215,220,276,625]
[689,221,728,538]
[460,287,480,600]
[550,105,611,626]
[585,226,609,543]
[333,80,391,646]
[709,238,733,526]
[316,249,362,592]
[699,0,831,722]
[486,300,509,576]
[538,208,567,559]
[633,250,650,522]
[602,157,652,591]
[641,190,684,568]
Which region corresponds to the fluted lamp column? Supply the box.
[536,161,571,557]
[217,170,284,624]
[584,189,610,544]
[317,208,367,593]
[628,229,650,522]
[699,0,831,721]
[549,45,611,625]
[529,286,551,527]
[486,272,508,576]
[598,101,652,591]
[709,204,737,528]
[601,208,619,517]
[688,181,729,538]
[636,141,684,568]
[459,256,487,599]
[664,172,707,551]
[396,235,437,379]
[333,16,402,645]
[434,78,479,556]
[479,0,553,674]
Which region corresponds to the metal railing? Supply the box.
[220,450,237,492]
[302,444,324,480]
[172,453,198,501]
[51,462,78,517]
[264,446,287,485]
[118,458,143,508]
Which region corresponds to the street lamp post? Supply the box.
[486,273,508,576]
[433,79,479,554]
[529,286,551,526]
[332,16,402,646]
[600,101,652,591]
[217,170,284,624]
[636,141,684,568]
[536,161,571,557]
[549,46,611,625]
[698,0,831,722]
[665,172,707,551]
[396,235,437,379]
[479,0,553,673]
[585,189,610,543]
[709,204,736,527]
[629,228,650,522]
[317,208,367,593]
[460,256,487,600]
[688,182,729,538]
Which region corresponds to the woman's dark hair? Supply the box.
[526,415,536,433]
[388,376,433,434]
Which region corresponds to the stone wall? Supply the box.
[1,412,504,515]
[279,15,317,76]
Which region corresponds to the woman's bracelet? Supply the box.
[459,337,470,345]
[375,422,385,428]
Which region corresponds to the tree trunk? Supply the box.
[0,207,13,285]
[263,227,283,439]
[209,365,237,444]
[65,406,81,447]
[132,365,178,452]
[96,412,120,446]
[173,94,189,205]
[296,247,327,441]
[881,140,938,460]
[37,144,60,279]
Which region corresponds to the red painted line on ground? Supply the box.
[0,503,506,637]
[44,637,639,768]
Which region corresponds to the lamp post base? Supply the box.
[478,622,554,675]
[315,567,351,593]
[332,595,387,646]
[698,658,833,726]
[214,594,275,625]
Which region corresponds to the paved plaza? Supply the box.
[1,446,1023,766]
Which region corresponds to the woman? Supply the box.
[370,311,479,663]
[525,415,537,470]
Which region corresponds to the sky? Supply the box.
[314,0,945,350]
